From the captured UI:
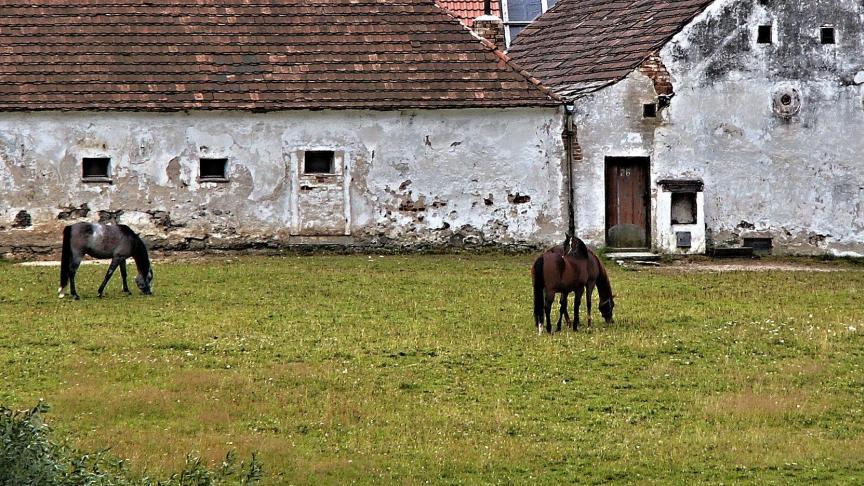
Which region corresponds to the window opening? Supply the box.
[643,103,658,118]
[820,27,835,44]
[501,0,555,46]
[670,192,697,225]
[82,157,111,182]
[757,25,772,44]
[199,158,229,181]
[304,151,335,174]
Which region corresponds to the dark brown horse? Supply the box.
[532,236,615,334]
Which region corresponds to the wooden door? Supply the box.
[605,157,650,248]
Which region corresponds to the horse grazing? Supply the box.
[531,236,615,334]
[58,222,154,300]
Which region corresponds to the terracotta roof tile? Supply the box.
[507,0,714,98]
[436,1,500,27]
[0,0,557,111]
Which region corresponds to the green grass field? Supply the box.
[1,254,863,484]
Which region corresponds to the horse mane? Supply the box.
[592,251,613,301]
[573,237,589,259]
[119,225,151,274]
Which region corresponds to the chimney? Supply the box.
[473,14,505,49]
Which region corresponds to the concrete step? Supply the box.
[605,251,661,261]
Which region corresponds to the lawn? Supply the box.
[1,254,863,484]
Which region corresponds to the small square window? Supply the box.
[643,103,658,118]
[757,25,772,44]
[820,27,835,44]
[199,158,228,182]
[82,157,111,182]
[304,151,335,174]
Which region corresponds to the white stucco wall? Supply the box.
[573,0,864,255]
[0,108,567,252]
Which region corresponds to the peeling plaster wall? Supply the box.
[573,0,864,255]
[0,108,566,253]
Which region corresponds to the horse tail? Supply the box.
[532,256,545,323]
[60,225,72,289]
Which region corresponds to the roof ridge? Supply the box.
[477,37,564,103]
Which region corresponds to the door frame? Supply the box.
[289,148,351,236]
[604,156,651,249]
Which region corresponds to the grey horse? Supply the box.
[58,222,154,300]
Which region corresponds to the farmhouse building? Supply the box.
[509,0,864,256]
[0,0,569,254]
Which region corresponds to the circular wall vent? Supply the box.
[772,85,801,118]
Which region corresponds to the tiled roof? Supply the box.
[437,1,501,26]
[507,0,715,98]
[0,0,558,112]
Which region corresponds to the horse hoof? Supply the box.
[72,295,80,301]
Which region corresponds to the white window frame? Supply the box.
[500,0,552,47]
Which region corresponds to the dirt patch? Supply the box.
[664,260,854,273]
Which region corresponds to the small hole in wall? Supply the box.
[757,25,772,44]
[780,94,792,106]
[199,158,229,181]
[82,157,111,182]
[820,27,835,44]
[643,103,657,118]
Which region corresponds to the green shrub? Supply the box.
[0,402,262,486]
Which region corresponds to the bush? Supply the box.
[0,402,263,486]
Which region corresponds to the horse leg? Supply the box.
[558,291,572,332]
[69,254,82,301]
[97,257,122,298]
[573,286,584,331]
[119,260,131,294]
[586,282,596,327]
[544,290,555,334]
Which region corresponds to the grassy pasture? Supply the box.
[1,254,863,484]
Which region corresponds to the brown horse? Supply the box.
[531,236,615,334]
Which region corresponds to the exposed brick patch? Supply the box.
[639,54,674,97]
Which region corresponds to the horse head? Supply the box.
[135,268,154,295]
[599,296,615,324]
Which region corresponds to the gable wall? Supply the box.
[573,0,864,255]
[0,108,566,254]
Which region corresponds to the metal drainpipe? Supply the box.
[563,103,576,237]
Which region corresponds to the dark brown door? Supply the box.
[605,157,650,248]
